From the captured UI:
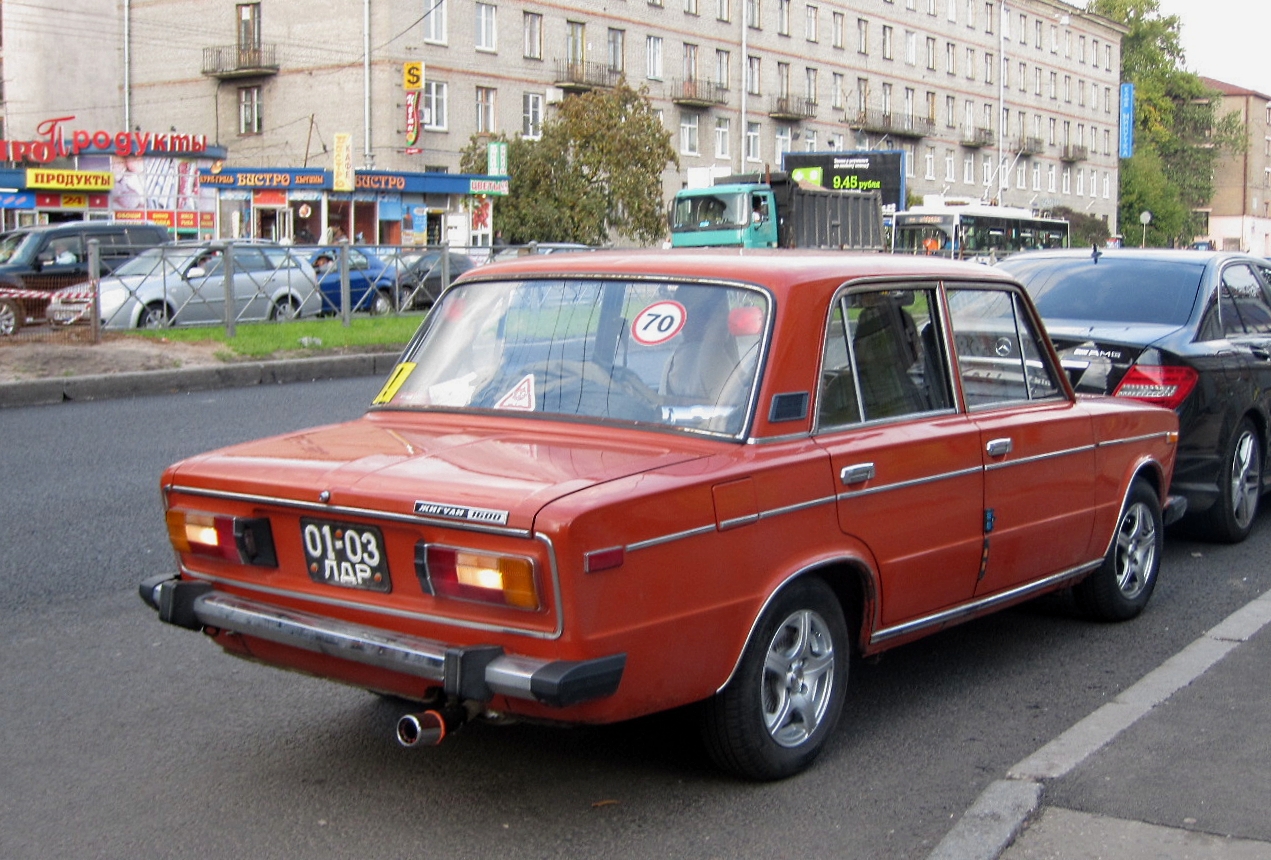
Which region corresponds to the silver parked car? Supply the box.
[47,241,321,329]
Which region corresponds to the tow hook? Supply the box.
[396,706,466,748]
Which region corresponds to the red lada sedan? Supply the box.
[141,250,1182,780]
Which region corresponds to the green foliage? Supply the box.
[461,83,678,246]
[1088,0,1246,245]
[1052,206,1112,247]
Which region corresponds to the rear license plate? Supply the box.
[301,518,391,592]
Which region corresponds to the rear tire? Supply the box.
[271,296,301,321]
[1074,478,1162,621]
[1199,417,1261,543]
[700,578,849,780]
[0,297,19,336]
[369,289,394,316]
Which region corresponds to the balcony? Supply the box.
[553,60,621,92]
[847,109,934,138]
[671,78,729,108]
[1015,136,1045,155]
[1060,144,1089,162]
[960,126,995,148]
[768,96,817,121]
[201,43,279,79]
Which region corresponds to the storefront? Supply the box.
[0,118,224,234]
[196,166,509,247]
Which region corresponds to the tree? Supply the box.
[461,83,678,246]
[1053,206,1112,247]
[1088,0,1245,245]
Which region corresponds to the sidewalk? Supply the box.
[0,351,397,408]
[932,591,1271,860]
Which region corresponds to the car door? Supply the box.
[945,285,1097,597]
[815,283,985,628]
[230,247,275,321]
[31,233,87,289]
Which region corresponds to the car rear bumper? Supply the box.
[139,575,624,709]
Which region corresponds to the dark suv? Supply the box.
[0,221,171,335]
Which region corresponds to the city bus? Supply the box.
[893,201,1069,260]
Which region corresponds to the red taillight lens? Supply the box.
[1113,365,1199,411]
[423,545,540,610]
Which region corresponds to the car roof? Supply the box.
[465,248,1019,300]
[1000,247,1263,266]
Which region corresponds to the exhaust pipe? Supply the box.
[396,708,462,748]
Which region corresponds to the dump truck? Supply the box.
[669,171,885,250]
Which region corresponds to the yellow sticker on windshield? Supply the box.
[373,362,417,405]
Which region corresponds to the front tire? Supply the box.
[1074,478,1162,621]
[700,578,849,780]
[138,301,171,329]
[1200,417,1261,543]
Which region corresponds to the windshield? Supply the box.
[0,232,37,265]
[671,192,749,232]
[1001,256,1205,326]
[378,278,769,437]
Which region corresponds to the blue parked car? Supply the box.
[309,247,397,315]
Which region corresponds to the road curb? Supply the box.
[0,352,399,408]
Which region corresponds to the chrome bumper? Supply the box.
[140,577,624,709]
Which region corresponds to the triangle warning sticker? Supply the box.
[494,373,536,411]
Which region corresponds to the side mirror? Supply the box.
[187,266,206,279]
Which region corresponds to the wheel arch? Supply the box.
[715,553,878,695]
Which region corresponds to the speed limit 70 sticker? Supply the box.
[631,300,687,346]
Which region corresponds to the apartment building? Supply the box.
[0,0,1125,242]
[1196,78,1271,255]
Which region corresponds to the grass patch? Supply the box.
[126,314,427,358]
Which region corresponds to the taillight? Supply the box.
[421,545,540,610]
[1113,365,1198,411]
[166,510,277,566]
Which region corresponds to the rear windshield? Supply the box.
[1000,256,1205,326]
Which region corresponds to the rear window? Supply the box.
[1000,256,1205,326]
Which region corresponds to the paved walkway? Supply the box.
[931,590,1271,860]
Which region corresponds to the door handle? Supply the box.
[986,437,1013,457]
[840,462,876,485]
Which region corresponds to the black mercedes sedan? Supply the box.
[999,248,1271,543]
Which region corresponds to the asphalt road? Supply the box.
[2,378,1268,860]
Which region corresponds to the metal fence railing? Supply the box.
[0,241,509,345]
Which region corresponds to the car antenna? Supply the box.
[1091,243,1102,264]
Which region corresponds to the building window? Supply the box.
[945,149,955,181]
[882,82,893,115]
[523,12,542,59]
[715,117,731,158]
[948,0,956,22]
[646,36,664,79]
[717,0,731,21]
[475,3,497,51]
[985,1,993,33]
[476,87,496,133]
[565,21,585,66]
[746,0,760,28]
[832,11,844,48]
[882,25,893,60]
[985,52,993,84]
[926,37,937,69]
[685,0,699,13]
[906,31,917,65]
[237,3,261,54]
[775,125,792,155]
[680,114,700,155]
[924,145,935,179]
[423,81,447,130]
[856,78,869,113]
[946,41,956,75]
[805,129,817,151]
[747,55,761,94]
[777,62,790,99]
[238,85,262,135]
[522,92,543,139]
[716,49,730,87]
[599,29,621,72]
[832,72,844,108]
[806,4,818,41]
[805,67,818,102]
[778,0,790,35]
[746,121,761,161]
[828,132,844,150]
[964,153,975,184]
[424,0,447,44]
[683,43,698,80]
[857,19,868,54]
[965,47,975,79]
[945,94,956,127]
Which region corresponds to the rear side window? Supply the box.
[947,287,1061,408]
[1002,257,1204,325]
